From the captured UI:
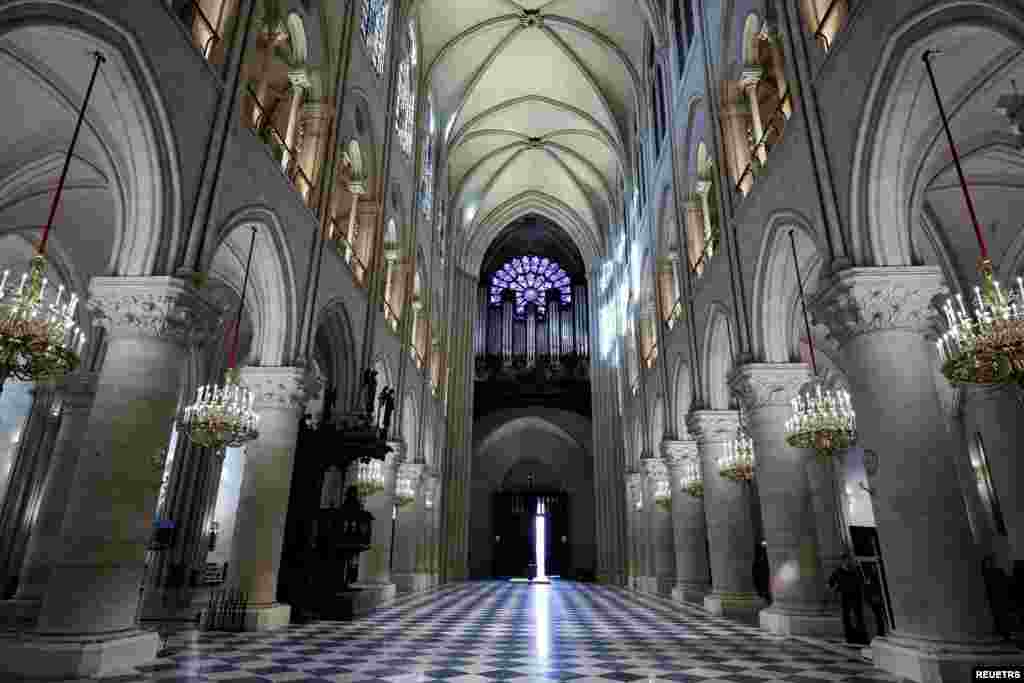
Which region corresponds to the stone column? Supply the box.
[0,278,217,680]
[725,107,754,196]
[741,68,767,163]
[643,456,675,596]
[0,383,58,597]
[296,101,333,203]
[664,439,711,604]
[626,473,643,589]
[227,366,314,631]
[0,373,98,626]
[281,70,309,173]
[961,384,1023,564]
[344,184,364,265]
[392,462,424,593]
[812,267,1022,682]
[731,364,841,636]
[410,299,423,364]
[696,180,714,254]
[687,410,764,621]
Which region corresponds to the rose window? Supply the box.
[490,255,571,316]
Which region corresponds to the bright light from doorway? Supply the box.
[535,511,546,581]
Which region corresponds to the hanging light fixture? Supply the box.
[680,457,704,497]
[395,472,415,508]
[0,54,104,395]
[719,422,755,481]
[923,51,1024,385]
[180,227,260,449]
[721,317,756,481]
[784,230,857,458]
[355,457,385,498]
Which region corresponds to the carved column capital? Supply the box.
[239,366,320,413]
[641,456,668,481]
[288,69,311,90]
[686,410,740,444]
[87,277,221,346]
[661,438,698,466]
[729,363,812,411]
[810,267,947,348]
[626,472,644,508]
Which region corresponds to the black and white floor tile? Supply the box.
[131,581,905,683]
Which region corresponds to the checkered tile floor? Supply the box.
[133,580,905,683]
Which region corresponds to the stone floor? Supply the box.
[127,580,905,683]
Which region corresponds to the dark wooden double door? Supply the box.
[491,491,568,579]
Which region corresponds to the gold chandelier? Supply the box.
[783,230,857,458]
[179,227,260,449]
[923,51,1024,387]
[0,54,105,394]
[681,457,704,497]
[720,420,755,481]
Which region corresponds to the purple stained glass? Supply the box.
[490,254,572,316]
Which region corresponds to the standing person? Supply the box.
[862,566,888,638]
[829,554,868,644]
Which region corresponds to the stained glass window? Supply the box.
[360,0,390,76]
[420,100,434,217]
[490,255,572,316]
[395,22,417,156]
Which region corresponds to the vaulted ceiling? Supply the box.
[414,0,658,269]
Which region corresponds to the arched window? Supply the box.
[360,0,391,76]
[395,21,417,156]
[420,99,435,218]
[490,255,572,317]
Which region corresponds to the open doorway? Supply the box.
[492,491,568,580]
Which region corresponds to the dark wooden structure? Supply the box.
[278,407,390,618]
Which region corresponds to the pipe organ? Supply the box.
[476,282,590,365]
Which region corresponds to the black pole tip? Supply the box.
[91,51,107,64]
[922,49,942,63]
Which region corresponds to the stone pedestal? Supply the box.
[0,277,217,679]
[812,267,1024,681]
[961,384,1024,564]
[663,440,710,604]
[0,373,98,628]
[687,411,764,622]
[731,364,842,637]
[226,366,316,631]
[642,457,675,596]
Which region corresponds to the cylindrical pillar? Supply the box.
[812,268,1020,680]
[2,279,218,680]
[643,457,675,596]
[227,366,312,630]
[664,440,711,604]
[356,443,401,590]
[0,373,97,624]
[962,384,1023,564]
[732,364,842,636]
[687,410,764,621]
[392,462,424,593]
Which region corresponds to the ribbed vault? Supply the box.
[414,0,657,269]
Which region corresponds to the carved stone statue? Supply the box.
[361,368,377,416]
[380,387,396,438]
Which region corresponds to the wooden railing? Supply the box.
[734,91,792,197]
[813,0,846,52]
[247,85,314,204]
